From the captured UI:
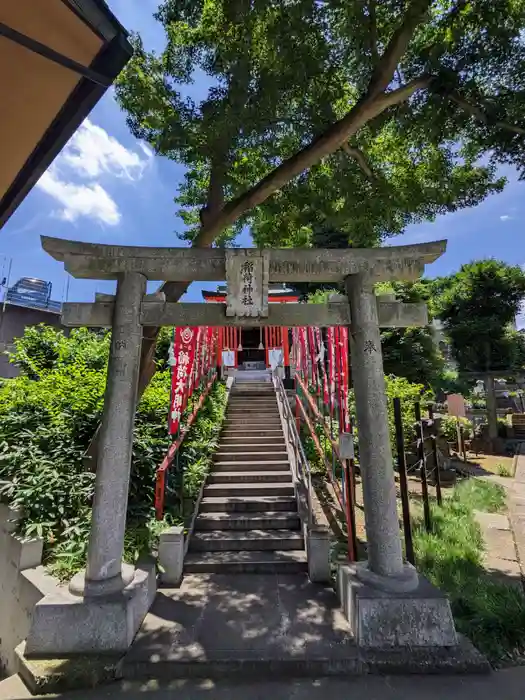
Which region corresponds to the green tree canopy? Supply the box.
[116,0,525,257]
[113,0,525,414]
[434,260,525,375]
[307,281,444,388]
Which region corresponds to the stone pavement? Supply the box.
[508,446,525,583]
[474,510,522,587]
[3,668,525,700]
[123,573,358,678]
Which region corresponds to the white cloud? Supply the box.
[38,171,121,226]
[500,214,512,221]
[61,119,152,180]
[36,119,152,225]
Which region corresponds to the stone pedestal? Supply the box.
[307,526,331,583]
[337,564,457,648]
[158,526,185,586]
[25,560,156,657]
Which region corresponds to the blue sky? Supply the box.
[1,0,524,312]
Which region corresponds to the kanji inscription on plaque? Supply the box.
[226,250,269,318]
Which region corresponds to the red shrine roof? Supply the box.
[202,289,299,303]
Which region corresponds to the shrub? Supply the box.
[440,414,473,443]
[496,463,512,478]
[0,325,227,579]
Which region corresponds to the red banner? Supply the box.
[316,327,329,405]
[327,327,336,412]
[298,327,308,377]
[307,327,318,392]
[192,327,203,392]
[169,326,197,435]
[339,327,350,431]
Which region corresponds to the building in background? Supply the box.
[0,278,63,378]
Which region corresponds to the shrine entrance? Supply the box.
[21,236,460,662]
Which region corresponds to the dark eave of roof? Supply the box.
[0,0,133,229]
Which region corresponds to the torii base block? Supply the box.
[24,561,156,657]
[337,563,457,648]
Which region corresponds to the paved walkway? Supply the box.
[124,573,357,677]
[508,446,525,583]
[3,668,525,700]
[474,510,522,587]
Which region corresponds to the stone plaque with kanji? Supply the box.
[226,250,269,318]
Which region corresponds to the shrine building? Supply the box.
[202,283,298,373]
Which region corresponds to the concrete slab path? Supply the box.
[508,446,525,583]
[124,573,357,677]
[474,510,522,587]
[4,669,525,700]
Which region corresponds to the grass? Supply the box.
[414,479,525,666]
[496,463,513,478]
[466,452,515,477]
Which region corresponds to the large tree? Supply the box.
[113,0,525,402]
[378,280,445,388]
[307,281,444,387]
[435,260,525,442]
[435,260,525,375]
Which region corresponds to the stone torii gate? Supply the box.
[24,236,457,657]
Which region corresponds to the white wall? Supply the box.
[0,504,58,675]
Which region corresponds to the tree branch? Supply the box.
[190,76,431,250]
[200,160,226,226]
[367,0,431,99]
[449,91,525,136]
[368,0,379,64]
[342,144,376,181]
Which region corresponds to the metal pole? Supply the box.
[415,402,432,532]
[428,404,442,506]
[393,398,415,565]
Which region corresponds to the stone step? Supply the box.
[214,450,289,462]
[231,390,275,396]
[217,441,286,452]
[228,400,278,406]
[225,417,282,426]
[232,383,273,388]
[227,409,280,417]
[194,511,301,530]
[213,460,290,472]
[189,529,304,552]
[204,482,295,498]
[224,423,282,431]
[199,495,297,512]
[229,396,277,402]
[209,471,293,484]
[221,428,284,438]
[184,549,307,574]
[227,406,279,413]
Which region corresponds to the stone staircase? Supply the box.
[184,379,307,574]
